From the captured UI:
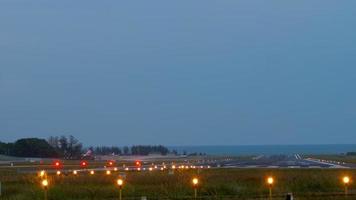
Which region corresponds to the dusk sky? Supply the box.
[1,1,356,146]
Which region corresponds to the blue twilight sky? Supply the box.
[1,0,356,146]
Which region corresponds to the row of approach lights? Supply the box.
[40,160,211,179]
[52,166,208,177]
[49,169,115,176]
[52,160,113,168]
[38,169,353,200]
[50,161,210,176]
[52,160,210,170]
[46,165,209,177]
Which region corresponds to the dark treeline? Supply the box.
[48,135,83,159]
[0,136,176,158]
[92,146,122,155]
[90,145,171,156]
[0,138,58,158]
[131,145,169,155]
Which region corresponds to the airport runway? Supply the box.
[1,154,355,174]
[206,154,354,169]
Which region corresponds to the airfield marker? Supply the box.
[192,177,199,199]
[41,179,49,200]
[343,176,350,197]
[117,178,124,200]
[267,177,274,200]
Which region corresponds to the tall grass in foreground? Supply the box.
[0,168,355,200]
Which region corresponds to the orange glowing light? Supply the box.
[117,179,124,186]
[192,178,199,186]
[343,176,350,184]
[267,177,274,185]
[39,170,46,177]
[42,179,49,187]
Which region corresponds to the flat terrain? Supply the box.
[0,157,355,200]
[306,154,356,165]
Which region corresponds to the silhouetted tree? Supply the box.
[48,135,83,159]
[12,138,58,157]
[123,146,130,155]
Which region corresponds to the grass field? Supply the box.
[0,165,355,200]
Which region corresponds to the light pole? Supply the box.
[267,177,274,200]
[343,176,350,197]
[117,178,124,200]
[41,179,49,200]
[192,178,199,200]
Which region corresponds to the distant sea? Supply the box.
[169,145,356,156]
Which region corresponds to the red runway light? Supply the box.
[106,160,116,167]
[81,161,88,167]
[135,161,141,166]
[53,160,62,168]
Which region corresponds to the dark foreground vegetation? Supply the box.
[0,167,355,200]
